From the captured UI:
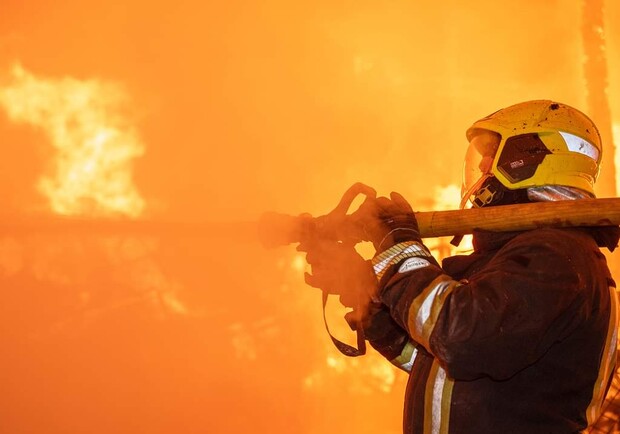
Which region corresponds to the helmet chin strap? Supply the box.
[454,174,497,246]
[466,177,531,209]
[460,174,494,209]
[471,181,502,208]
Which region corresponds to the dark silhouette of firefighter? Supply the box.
[304,100,619,433]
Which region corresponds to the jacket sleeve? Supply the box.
[375,230,592,381]
[361,303,421,372]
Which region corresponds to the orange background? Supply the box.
[0,2,619,433]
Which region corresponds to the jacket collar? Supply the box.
[471,226,620,253]
[472,230,522,253]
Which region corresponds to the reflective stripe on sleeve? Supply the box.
[390,340,418,373]
[407,275,460,349]
[372,241,433,280]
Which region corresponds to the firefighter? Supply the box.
[305,100,619,433]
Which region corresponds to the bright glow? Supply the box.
[369,359,397,393]
[426,185,474,256]
[432,185,462,211]
[0,3,613,434]
[292,254,307,271]
[0,64,145,217]
[326,355,344,370]
[614,124,620,195]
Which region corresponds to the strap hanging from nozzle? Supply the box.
[322,291,366,357]
[318,182,376,357]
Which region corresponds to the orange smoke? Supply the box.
[0,2,619,434]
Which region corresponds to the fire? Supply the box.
[426,185,474,257]
[0,64,189,318]
[614,123,620,195]
[0,63,145,217]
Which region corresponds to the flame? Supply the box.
[426,185,474,257]
[0,63,145,217]
[0,64,188,322]
[431,184,462,211]
[614,123,620,195]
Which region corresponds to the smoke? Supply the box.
[0,1,619,434]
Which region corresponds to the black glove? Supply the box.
[345,301,409,360]
[358,191,421,251]
[303,239,378,309]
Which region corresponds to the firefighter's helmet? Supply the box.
[461,100,602,208]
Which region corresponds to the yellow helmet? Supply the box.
[462,100,602,208]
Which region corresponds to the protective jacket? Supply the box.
[368,227,619,434]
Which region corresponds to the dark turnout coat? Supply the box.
[369,227,619,434]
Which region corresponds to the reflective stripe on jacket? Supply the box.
[372,227,619,434]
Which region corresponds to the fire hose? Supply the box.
[257,182,620,356]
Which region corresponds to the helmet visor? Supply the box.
[461,130,501,208]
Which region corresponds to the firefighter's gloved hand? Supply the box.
[303,239,378,308]
[345,301,409,360]
[359,191,421,251]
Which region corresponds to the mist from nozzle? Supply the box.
[257,211,314,248]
